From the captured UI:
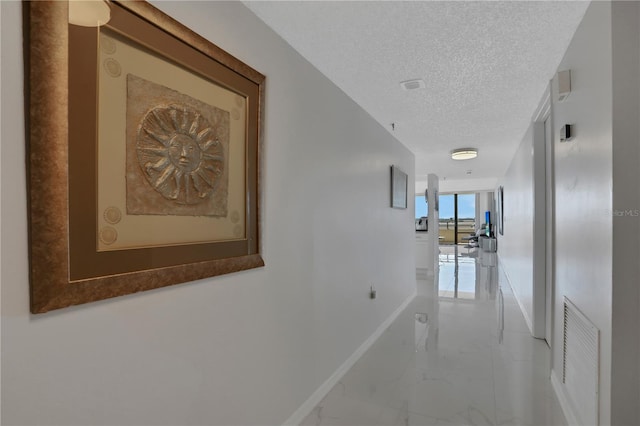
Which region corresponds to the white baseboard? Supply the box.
[497,254,534,335]
[282,291,417,426]
[551,369,580,426]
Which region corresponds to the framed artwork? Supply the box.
[390,165,408,209]
[26,1,265,313]
[498,186,504,235]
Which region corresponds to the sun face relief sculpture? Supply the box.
[136,105,224,205]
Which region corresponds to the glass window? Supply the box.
[415,195,427,219]
[457,194,476,220]
[438,193,476,245]
[439,194,455,220]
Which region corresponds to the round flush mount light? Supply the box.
[451,148,478,160]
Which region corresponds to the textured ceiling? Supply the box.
[244,0,590,193]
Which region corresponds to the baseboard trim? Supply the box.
[497,254,535,335]
[282,291,416,426]
[551,369,580,425]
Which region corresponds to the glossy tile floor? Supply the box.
[301,246,567,426]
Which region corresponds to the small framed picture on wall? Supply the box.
[390,165,408,209]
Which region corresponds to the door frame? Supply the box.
[532,85,553,345]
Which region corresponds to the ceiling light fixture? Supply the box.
[69,0,111,27]
[451,148,478,160]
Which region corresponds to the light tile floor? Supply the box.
[301,246,567,426]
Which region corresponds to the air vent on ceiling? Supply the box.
[400,79,425,91]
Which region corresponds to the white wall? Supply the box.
[550,2,614,423]
[497,125,535,333]
[0,2,3,422]
[610,2,640,424]
[496,94,548,342]
[497,3,640,424]
[437,177,497,194]
[0,2,416,425]
[475,191,493,231]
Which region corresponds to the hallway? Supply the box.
[301,247,567,426]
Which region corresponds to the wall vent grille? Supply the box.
[562,297,599,425]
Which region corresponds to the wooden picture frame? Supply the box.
[26,1,265,313]
[390,165,408,209]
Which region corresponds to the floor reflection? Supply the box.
[414,313,429,353]
[301,245,566,426]
[439,245,497,300]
